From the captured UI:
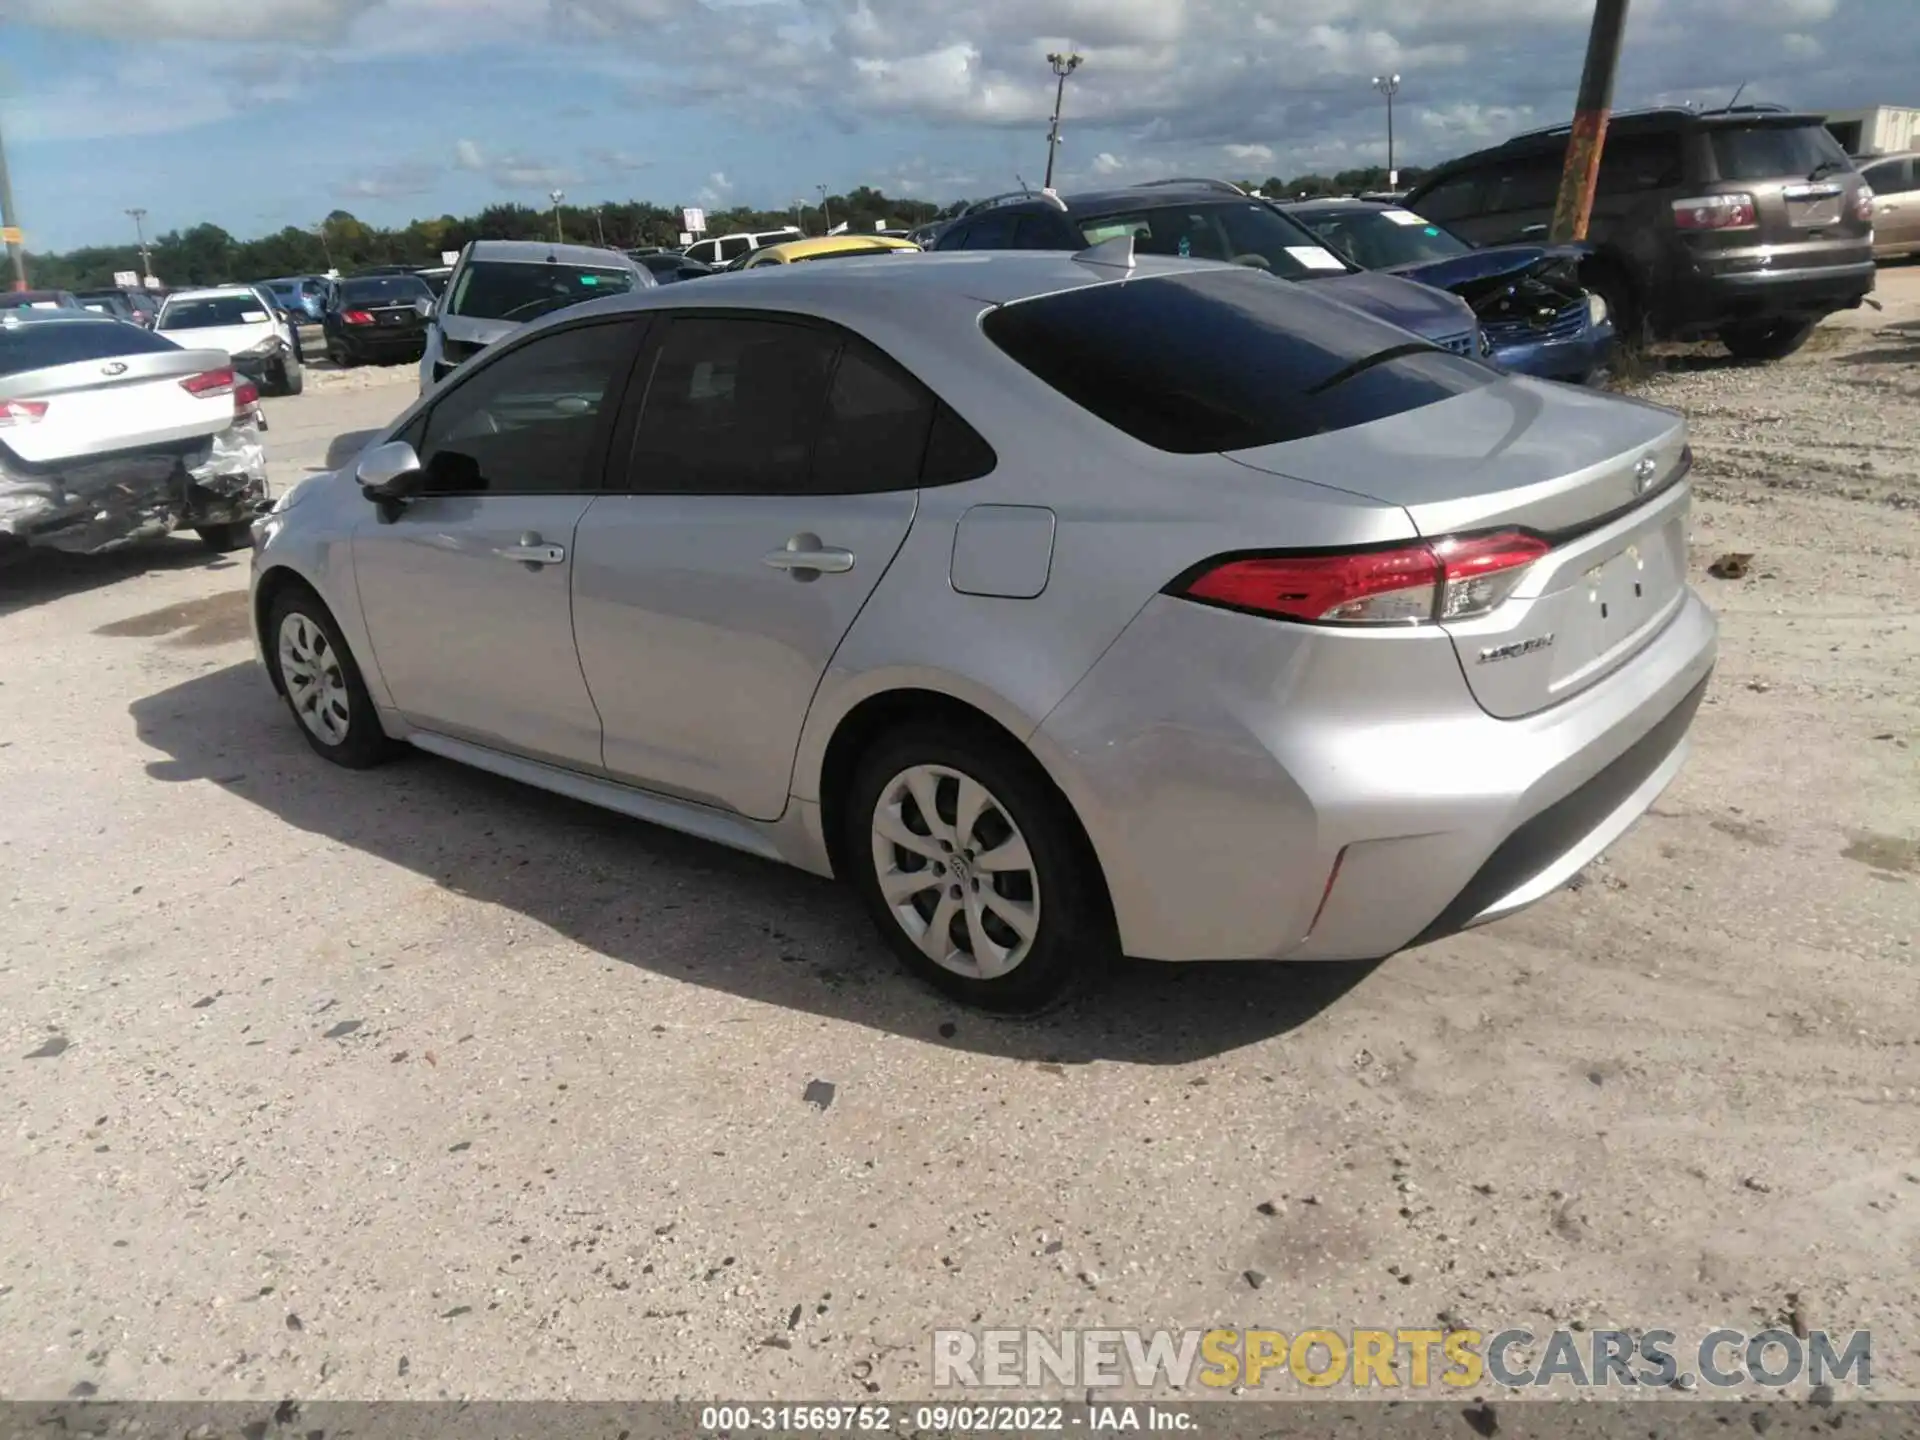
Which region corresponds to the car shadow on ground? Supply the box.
[0,536,242,617]
[1835,319,1920,366]
[128,661,1380,1065]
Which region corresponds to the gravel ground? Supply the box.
[0,276,1914,1405]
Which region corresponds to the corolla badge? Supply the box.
[101,361,128,376]
[1633,456,1659,492]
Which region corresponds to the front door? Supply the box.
[571,314,932,819]
[352,318,642,771]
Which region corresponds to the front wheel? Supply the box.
[279,359,304,396]
[1720,318,1817,362]
[266,585,401,769]
[845,724,1113,1012]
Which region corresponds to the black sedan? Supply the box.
[321,274,435,367]
[634,252,715,284]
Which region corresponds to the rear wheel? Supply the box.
[279,358,304,396]
[266,584,400,769]
[844,723,1112,1013]
[195,522,252,552]
[1720,318,1817,362]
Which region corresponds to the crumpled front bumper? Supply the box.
[0,421,270,556]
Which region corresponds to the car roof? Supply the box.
[1417,104,1839,182]
[752,235,920,263]
[1278,197,1394,213]
[0,309,126,326]
[163,286,267,301]
[465,239,641,266]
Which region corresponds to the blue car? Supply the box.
[929,182,1491,357]
[260,276,330,323]
[1280,198,1612,384]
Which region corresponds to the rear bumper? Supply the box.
[1036,587,1717,962]
[338,331,427,360]
[1674,258,1876,330]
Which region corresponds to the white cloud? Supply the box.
[9,0,380,41]
[1223,143,1276,164]
[1091,152,1125,175]
[454,138,486,171]
[335,161,441,200]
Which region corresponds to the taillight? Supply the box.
[1852,185,1875,223]
[342,309,374,326]
[181,367,236,397]
[0,398,48,427]
[1176,531,1550,627]
[1670,193,1757,231]
[233,379,261,415]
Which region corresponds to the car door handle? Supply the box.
[1518,223,1549,236]
[499,532,566,566]
[762,533,854,579]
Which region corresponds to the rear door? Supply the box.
[569,312,926,819]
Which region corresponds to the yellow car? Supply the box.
[738,235,921,268]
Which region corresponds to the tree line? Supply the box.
[23,168,1426,291]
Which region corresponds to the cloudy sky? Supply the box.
[1,0,1912,251]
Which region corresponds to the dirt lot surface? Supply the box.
[1,284,1915,1405]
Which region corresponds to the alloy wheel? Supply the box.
[277,611,351,746]
[870,764,1041,979]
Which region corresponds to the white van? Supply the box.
[681,228,803,267]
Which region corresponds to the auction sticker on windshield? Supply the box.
[1285,246,1346,270]
[1380,209,1429,226]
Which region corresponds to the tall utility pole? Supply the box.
[550,189,566,242]
[1371,74,1402,186]
[0,107,27,291]
[817,184,832,234]
[313,218,334,272]
[126,207,152,281]
[593,205,607,247]
[1550,0,1632,243]
[793,200,805,235]
[1043,51,1083,190]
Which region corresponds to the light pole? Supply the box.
[1043,51,1083,191]
[816,184,832,235]
[1371,73,1402,187]
[313,218,334,272]
[550,188,566,242]
[793,200,805,236]
[126,207,152,282]
[594,204,607,247]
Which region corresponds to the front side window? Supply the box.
[1482,160,1561,212]
[983,268,1495,455]
[719,236,753,261]
[961,213,1018,249]
[447,261,638,323]
[416,322,636,495]
[1862,158,1911,193]
[1074,202,1353,280]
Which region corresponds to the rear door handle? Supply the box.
[1518,223,1549,236]
[762,532,854,580]
[499,531,566,566]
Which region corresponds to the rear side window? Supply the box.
[1406,173,1481,221]
[1482,158,1562,212]
[1710,124,1849,181]
[981,268,1495,454]
[1597,134,1684,193]
[961,213,1019,249]
[0,321,178,377]
[719,236,752,261]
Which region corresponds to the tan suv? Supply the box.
[1857,152,1920,260]
[1407,105,1876,361]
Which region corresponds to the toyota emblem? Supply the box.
[101,361,129,376]
[1633,456,1658,492]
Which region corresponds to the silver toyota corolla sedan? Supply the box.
[250,245,1717,1011]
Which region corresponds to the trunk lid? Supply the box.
[1226,377,1692,718]
[0,347,237,464]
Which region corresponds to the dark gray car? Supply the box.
[1405,105,1875,360]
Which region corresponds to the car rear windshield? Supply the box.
[339,276,433,305]
[161,295,269,328]
[1710,123,1850,181]
[1074,201,1355,281]
[448,261,638,321]
[1293,206,1472,269]
[0,321,178,377]
[982,268,1495,454]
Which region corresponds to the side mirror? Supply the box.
[356,440,422,501]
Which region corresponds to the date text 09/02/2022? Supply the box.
[697,1404,1195,1432]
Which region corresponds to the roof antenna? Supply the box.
[1016,172,1031,194]
[1726,80,1748,110]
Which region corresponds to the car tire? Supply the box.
[279,359,304,396]
[265,584,401,770]
[194,522,253,552]
[1720,318,1817,362]
[329,342,355,368]
[844,722,1113,1013]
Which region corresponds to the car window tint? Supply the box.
[1710,124,1849,181]
[962,213,1018,249]
[1408,174,1481,221]
[628,317,838,495]
[1010,214,1066,249]
[417,322,634,495]
[811,340,937,493]
[0,321,179,377]
[1483,159,1561,212]
[719,236,752,261]
[447,261,637,322]
[1597,134,1684,193]
[983,267,1494,454]
[921,402,997,485]
[1863,158,1910,192]
[160,295,269,328]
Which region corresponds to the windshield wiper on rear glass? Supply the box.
[1807,158,1851,181]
